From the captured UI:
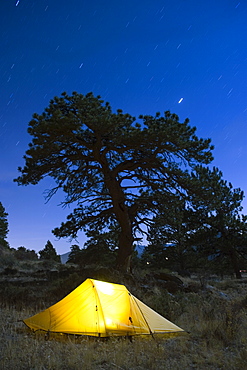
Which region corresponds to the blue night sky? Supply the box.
[1,0,247,255]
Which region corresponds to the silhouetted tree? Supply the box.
[0,202,9,248]
[82,229,117,267]
[146,166,247,278]
[39,240,61,262]
[67,231,117,267]
[14,92,214,272]
[14,246,38,260]
[67,244,82,264]
[146,196,201,272]
[190,166,247,278]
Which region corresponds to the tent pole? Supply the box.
[92,281,107,337]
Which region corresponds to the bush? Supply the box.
[0,251,16,269]
[48,272,84,301]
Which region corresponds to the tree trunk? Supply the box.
[229,248,241,279]
[178,241,185,272]
[101,163,134,273]
[220,226,242,279]
[116,228,134,272]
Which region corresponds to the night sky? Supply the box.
[1,0,247,255]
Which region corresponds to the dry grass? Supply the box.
[1,276,247,369]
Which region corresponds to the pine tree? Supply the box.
[15,92,214,272]
[0,202,9,248]
[39,240,61,262]
[189,166,247,278]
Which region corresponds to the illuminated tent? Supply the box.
[23,278,184,337]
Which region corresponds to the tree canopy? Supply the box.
[146,166,247,278]
[189,166,247,278]
[15,92,214,271]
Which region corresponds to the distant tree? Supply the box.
[39,240,61,262]
[0,202,9,248]
[189,166,247,278]
[146,166,247,278]
[193,214,247,278]
[14,92,214,272]
[67,244,82,264]
[146,196,202,272]
[67,230,117,267]
[14,246,38,260]
[82,229,117,266]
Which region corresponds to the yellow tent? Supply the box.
[23,278,184,337]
